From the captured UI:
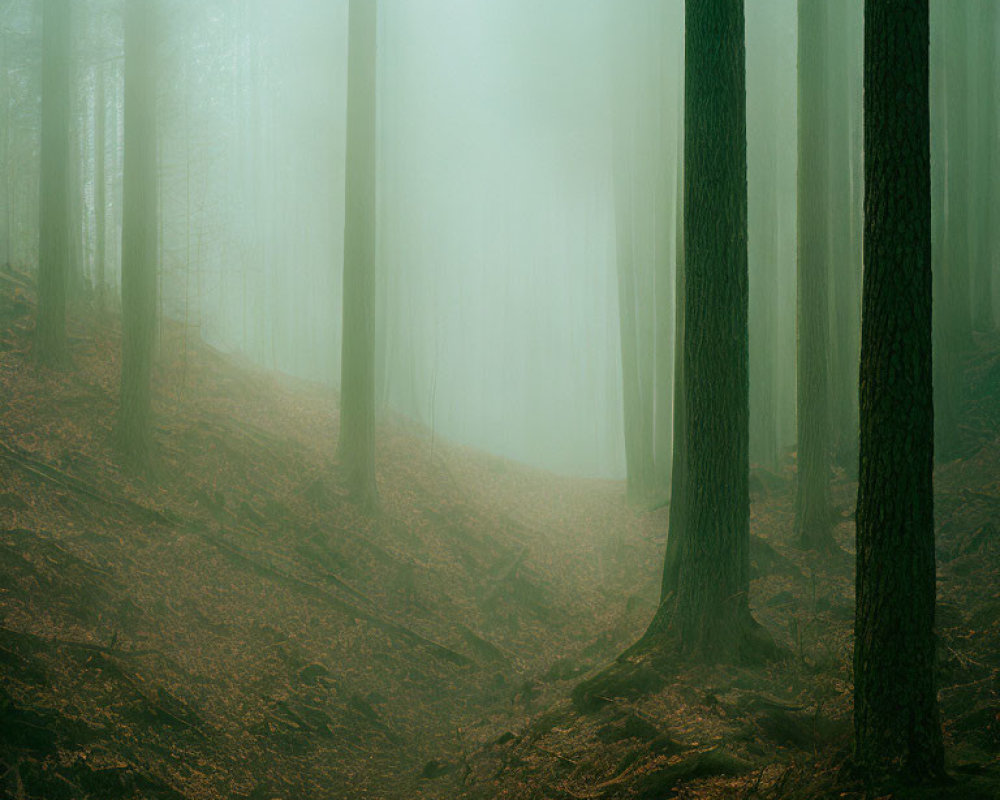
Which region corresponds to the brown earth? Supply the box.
[1,267,998,799]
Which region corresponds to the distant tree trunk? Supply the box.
[826,0,862,473]
[339,0,378,510]
[855,0,943,777]
[1,28,11,267]
[94,59,106,312]
[794,0,833,550]
[647,0,768,659]
[930,2,962,461]
[119,0,159,468]
[36,0,71,365]
[942,1,972,352]
[614,156,656,507]
[971,0,995,332]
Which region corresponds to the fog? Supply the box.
[2,0,811,479]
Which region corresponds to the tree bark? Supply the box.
[855,0,943,777]
[339,0,379,511]
[648,0,766,660]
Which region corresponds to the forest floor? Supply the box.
[0,266,998,800]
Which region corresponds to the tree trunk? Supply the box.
[855,0,943,777]
[339,0,379,511]
[119,0,159,468]
[648,0,766,660]
[971,0,995,332]
[826,0,862,474]
[36,0,71,365]
[794,0,833,550]
[94,59,106,312]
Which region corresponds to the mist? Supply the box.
[1,1,998,798]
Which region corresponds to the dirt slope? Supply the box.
[0,273,661,799]
[1,271,998,800]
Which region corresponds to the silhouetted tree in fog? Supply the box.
[35,0,70,365]
[854,0,942,777]
[794,0,833,551]
[339,0,378,510]
[119,0,159,467]
[646,0,769,659]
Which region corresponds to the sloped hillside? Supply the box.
[0,271,663,800]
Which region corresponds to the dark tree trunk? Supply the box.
[339,0,378,511]
[854,0,943,777]
[794,0,833,550]
[119,0,159,468]
[648,0,766,659]
[36,0,71,365]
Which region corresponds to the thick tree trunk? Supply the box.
[36,0,71,365]
[855,0,943,777]
[119,0,159,468]
[339,0,379,510]
[648,0,766,659]
[794,0,833,550]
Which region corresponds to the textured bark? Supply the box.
[855,0,943,777]
[36,0,71,365]
[119,0,159,468]
[339,0,378,511]
[648,0,763,659]
[794,0,833,550]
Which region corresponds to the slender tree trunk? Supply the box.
[119,0,159,468]
[930,2,962,460]
[661,157,685,602]
[855,0,943,777]
[827,0,862,473]
[339,0,379,510]
[648,0,768,660]
[971,0,995,332]
[0,30,10,268]
[943,2,972,352]
[36,0,71,365]
[794,0,833,550]
[94,60,106,312]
